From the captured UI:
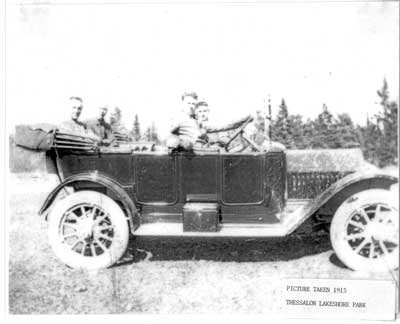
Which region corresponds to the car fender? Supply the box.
[39,171,139,232]
[287,169,398,234]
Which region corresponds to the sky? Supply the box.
[5,0,399,137]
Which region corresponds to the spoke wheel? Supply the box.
[330,189,398,273]
[48,191,129,270]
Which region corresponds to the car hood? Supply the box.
[286,148,375,173]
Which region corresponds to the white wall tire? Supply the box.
[330,189,398,273]
[48,190,129,270]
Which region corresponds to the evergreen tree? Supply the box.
[377,78,390,106]
[132,114,141,141]
[360,115,382,165]
[272,98,293,147]
[288,114,304,148]
[358,79,398,166]
[335,113,360,148]
[386,100,398,163]
[375,79,398,165]
[302,118,315,149]
[312,103,339,148]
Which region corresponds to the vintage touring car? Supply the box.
[15,120,399,272]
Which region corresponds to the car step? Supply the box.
[134,204,306,237]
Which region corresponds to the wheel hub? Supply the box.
[77,215,96,241]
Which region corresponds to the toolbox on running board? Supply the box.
[183,203,220,232]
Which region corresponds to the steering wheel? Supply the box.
[224,115,254,152]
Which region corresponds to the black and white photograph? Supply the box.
[4,0,399,319]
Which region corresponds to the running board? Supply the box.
[134,204,307,237]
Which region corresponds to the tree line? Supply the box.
[266,79,398,167]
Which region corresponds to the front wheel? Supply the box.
[330,189,398,273]
[48,190,129,270]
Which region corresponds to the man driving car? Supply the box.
[195,100,251,149]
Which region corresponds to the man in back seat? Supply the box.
[59,97,100,142]
[86,105,116,146]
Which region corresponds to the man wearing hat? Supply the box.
[86,105,115,145]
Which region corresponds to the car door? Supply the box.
[220,152,284,224]
[134,154,178,204]
[179,152,219,202]
[221,153,265,205]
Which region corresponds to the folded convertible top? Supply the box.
[15,124,97,151]
[15,124,57,151]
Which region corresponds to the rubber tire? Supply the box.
[330,189,398,273]
[48,190,129,270]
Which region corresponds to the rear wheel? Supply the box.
[330,189,398,273]
[48,190,129,270]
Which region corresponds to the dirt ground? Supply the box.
[8,172,395,314]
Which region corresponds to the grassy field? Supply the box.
[8,172,395,314]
